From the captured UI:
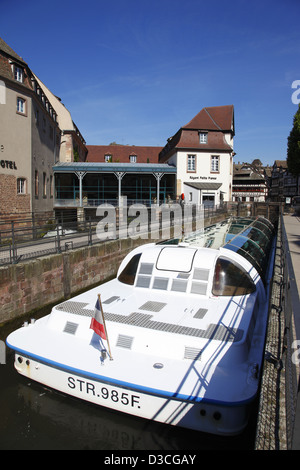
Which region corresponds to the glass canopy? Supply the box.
[223,216,274,280]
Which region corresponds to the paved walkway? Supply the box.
[283,214,300,295]
[283,214,300,449]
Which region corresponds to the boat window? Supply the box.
[156,247,196,272]
[224,216,274,279]
[212,257,256,296]
[118,253,142,285]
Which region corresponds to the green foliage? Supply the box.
[73,146,79,162]
[287,104,300,176]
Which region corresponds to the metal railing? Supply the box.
[0,202,238,265]
[0,201,280,266]
[0,214,100,265]
[281,213,300,449]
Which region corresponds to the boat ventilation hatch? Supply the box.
[63,321,79,335]
[171,279,188,292]
[193,308,208,319]
[116,334,134,349]
[139,301,167,312]
[184,347,202,361]
[103,296,120,304]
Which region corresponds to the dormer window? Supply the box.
[129,155,137,163]
[14,65,23,83]
[199,132,208,144]
[105,154,112,162]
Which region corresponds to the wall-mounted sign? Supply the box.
[189,175,217,181]
[0,160,17,170]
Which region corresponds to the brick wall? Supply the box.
[0,236,155,324]
[0,174,31,216]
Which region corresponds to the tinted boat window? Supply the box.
[224,216,274,280]
[118,253,141,285]
[212,257,256,296]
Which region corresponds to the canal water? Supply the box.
[0,309,257,451]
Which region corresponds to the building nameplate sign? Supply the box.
[189,175,217,181]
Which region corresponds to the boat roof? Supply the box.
[171,215,274,281]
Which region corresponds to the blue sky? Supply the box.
[1,0,300,166]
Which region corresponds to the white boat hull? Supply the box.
[7,217,276,437]
[14,352,250,436]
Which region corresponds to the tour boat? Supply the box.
[7,216,275,436]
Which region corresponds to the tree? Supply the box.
[287,104,300,176]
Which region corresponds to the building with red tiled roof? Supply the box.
[86,145,162,164]
[158,105,235,205]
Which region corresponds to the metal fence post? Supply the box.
[11,221,17,263]
[56,224,61,253]
[88,216,92,246]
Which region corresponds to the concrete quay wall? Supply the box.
[0,236,156,325]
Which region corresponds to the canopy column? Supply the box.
[74,171,87,207]
[154,172,163,205]
[114,171,126,207]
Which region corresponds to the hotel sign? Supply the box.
[0,160,17,169]
[0,144,17,169]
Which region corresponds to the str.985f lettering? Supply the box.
[67,376,141,408]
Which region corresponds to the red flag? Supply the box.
[90,297,106,340]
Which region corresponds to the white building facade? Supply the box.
[159,105,235,206]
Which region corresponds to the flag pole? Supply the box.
[98,294,113,360]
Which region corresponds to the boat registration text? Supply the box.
[67,376,141,408]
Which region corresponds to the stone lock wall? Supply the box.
[0,236,154,324]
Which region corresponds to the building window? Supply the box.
[50,175,53,197]
[211,155,220,173]
[43,172,47,197]
[105,154,112,162]
[129,155,137,163]
[17,178,26,194]
[17,97,26,115]
[187,154,196,172]
[14,66,23,83]
[35,170,39,197]
[199,132,208,144]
